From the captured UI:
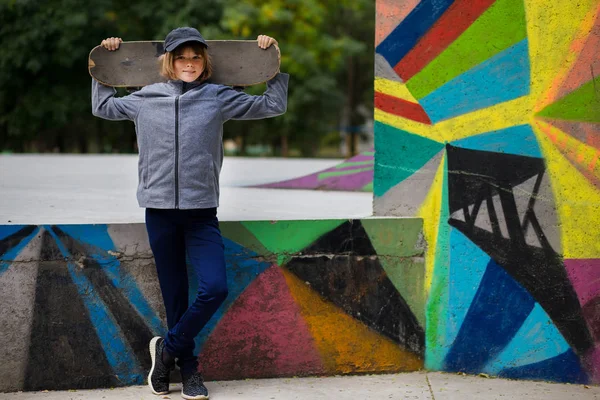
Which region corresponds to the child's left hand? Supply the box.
[257,35,278,49]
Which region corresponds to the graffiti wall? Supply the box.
[375,0,600,384]
[0,219,424,392]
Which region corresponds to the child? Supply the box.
[92,27,288,400]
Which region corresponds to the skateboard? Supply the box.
[88,40,280,87]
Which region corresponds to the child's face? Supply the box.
[174,47,205,82]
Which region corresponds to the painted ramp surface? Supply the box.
[0,219,425,392]
[252,150,374,192]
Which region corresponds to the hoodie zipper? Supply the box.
[174,95,180,209]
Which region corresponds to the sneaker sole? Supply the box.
[148,336,170,395]
[181,393,209,400]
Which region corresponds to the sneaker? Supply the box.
[148,336,174,395]
[181,371,209,400]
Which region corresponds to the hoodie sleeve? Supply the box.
[217,73,289,121]
[91,79,145,121]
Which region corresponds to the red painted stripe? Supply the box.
[375,92,432,125]
[394,0,496,81]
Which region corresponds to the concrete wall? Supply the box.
[0,219,425,392]
[375,0,600,385]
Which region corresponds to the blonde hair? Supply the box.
[159,42,213,82]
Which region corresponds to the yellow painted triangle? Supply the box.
[375,77,419,103]
[281,268,423,373]
[375,108,443,142]
[525,0,599,111]
[417,153,445,295]
[438,95,534,142]
[540,4,599,107]
[533,120,600,258]
[375,95,534,144]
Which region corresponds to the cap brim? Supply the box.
[164,38,208,52]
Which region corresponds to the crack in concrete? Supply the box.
[426,373,436,400]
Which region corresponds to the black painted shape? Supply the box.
[449,219,594,355]
[0,225,36,257]
[285,254,424,355]
[299,220,377,256]
[51,226,154,370]
[445,144,545,215]
[24,231,118,390]
[445,145,593,355]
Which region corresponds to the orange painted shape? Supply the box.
[281,268,423,374]
[543,119,600,151]
[551,4,600,104]
[536,120,600,191]
[376,0,421,46]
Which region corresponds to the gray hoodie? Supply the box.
[92,73,289,209]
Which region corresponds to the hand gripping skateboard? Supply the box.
[88,40,280,87]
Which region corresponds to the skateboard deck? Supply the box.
[89,40,280,87]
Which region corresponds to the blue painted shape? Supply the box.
[484,303,571,374]
[446,229,491,349]
[451,125,542,159]
[46,226,143,385]
[0,226,40,276]
[191,237,271,351]
[0,225,29,241]
[376,0,455,68]
[57,225,166,336]
[443,258,535,373]
[500,350,589,384]
[420,39,530,123]
[374,121,445,197]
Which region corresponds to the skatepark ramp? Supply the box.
[251,149,374,192]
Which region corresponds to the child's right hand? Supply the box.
[101,37,123,51]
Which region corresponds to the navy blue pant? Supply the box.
[145,207,228,375]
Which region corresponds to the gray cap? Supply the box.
[164,27,208,52]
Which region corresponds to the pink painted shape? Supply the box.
[555,4,600,102]
[251,149,374,191]
[198,265,325,380]
[583,344,600,383]
[564,259,600,308]
[376,0,421,46]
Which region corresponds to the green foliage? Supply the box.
[0,0,374,154]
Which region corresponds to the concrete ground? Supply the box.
[0,155,373,224]
[2,372,599,400]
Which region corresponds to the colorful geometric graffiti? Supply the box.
[252,149,374,191]
[0,219,425,392]
[375,0,600,384]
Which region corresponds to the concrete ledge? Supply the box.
[0,218,425,392]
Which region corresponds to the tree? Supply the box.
[204,0,375,156]
[0,0,224,153]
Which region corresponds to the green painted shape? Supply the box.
[335,160,374,168]
[425,155,451,370]
[374,121,445,197]
[361,218,424,257]
[361,218,426,327]
[318,167,373,180]
[219,221,270,256]
[241,219,345,256]
[537,77,600,123]
[383,256,426,328]
[406,0,527,99]
[361,182,373,192]
[363,151,375,156]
